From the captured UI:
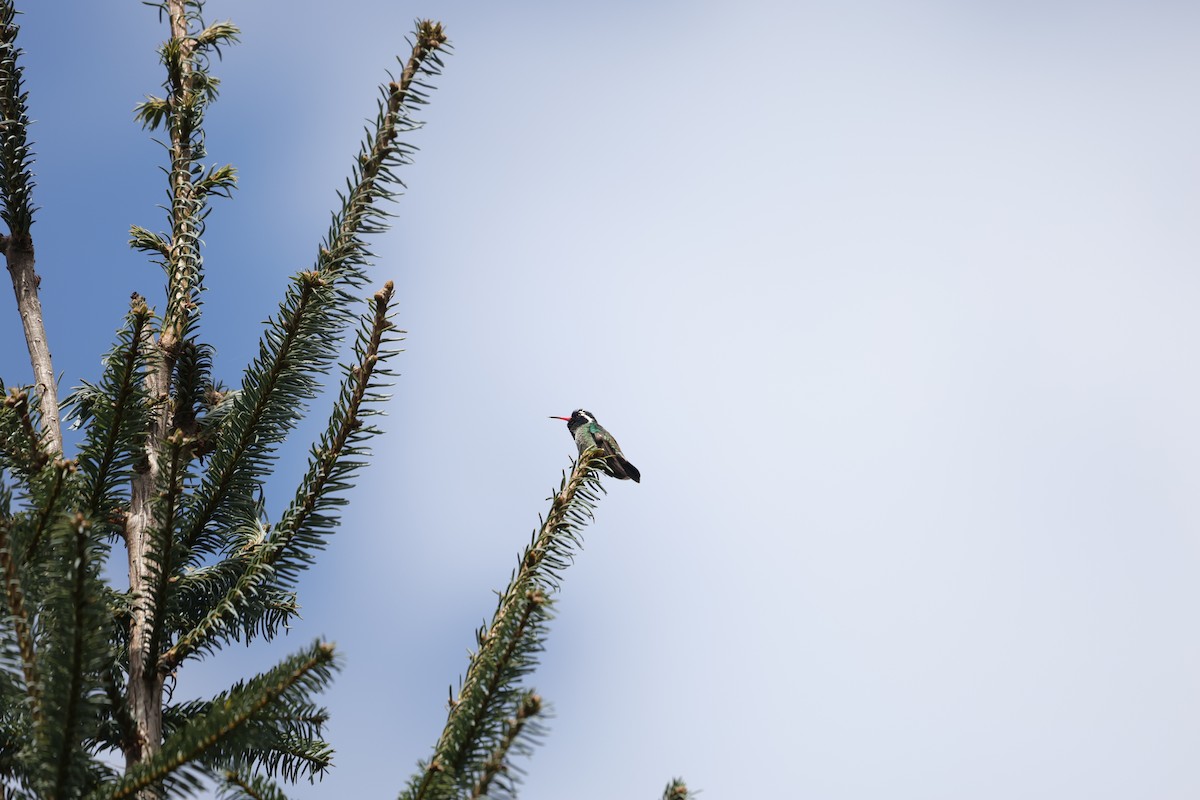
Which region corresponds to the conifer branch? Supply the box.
[217,770,290,800]
[140,434,189,675]
[176,20,447,564]
[468,692,544,800]
[0,5,465,797]
[156,538,272,674]
[89,640,337,800]
[266,281,398,578]
[661,778,694,800]
[168,338,214,449]
[176,275,322,559]
[50,514,93,798]
[0,3,60,455]
[103,662,139,758]
[0,516,39,720]
[210,722,333,784]
[75,295,153,520]
[36,508,109,800]
[125,0,232,770]
[404,451,607,800]
[25,454,67,560]
[154,2,236,354]
[0,386,49,476]
[0,673,30,789]
[163,695,334,784]
[162,282,398,672]
[435,590,542,790]
[323,20,447,289]
[0,3,32,241]
[129,225,170,258]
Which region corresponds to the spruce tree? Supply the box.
[0,2,689,798]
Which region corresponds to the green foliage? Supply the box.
[662,778,695,800]
[215,770,291,800]
[67,295,153,530]
[0,1,35,238]
[163,284,403,670]
[31,511,113,799]
[266,281,402,590]
[466,691,546,800]
[0,2,685,798]
[402,451,608,800]
[177,270,345,567]
[89,640,338,800]
[0,2,451,798]
[0,383,49,478]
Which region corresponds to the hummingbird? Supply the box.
[549,409,641,483]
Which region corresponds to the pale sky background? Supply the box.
[2,1,1199,798]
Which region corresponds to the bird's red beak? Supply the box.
[549,415,570,421]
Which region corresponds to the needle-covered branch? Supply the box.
[124,0,240,773]
[265,280,401,584]
[176,22,446,567]
[403,451,608,800]
[174,272,326,565]
[468,691,545,800]
[161,281,401,673]
[323,20,448,289]
[0,1,33,239]
[113,13,447,787]
[68,295,153,529]
[164,695,334,784]
[0,514,39,721]
[89,640,338,800]
[0,1,60,455]
[34,508,113,800]
[0,385,49,478]
[215,770,290,800]
[141,2,239,353]
[661,778,695,800]
[0,2,528,796]
[138,433,190,675]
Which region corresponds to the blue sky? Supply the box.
[3,1,1200,798]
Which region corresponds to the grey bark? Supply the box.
[4,235,62,455]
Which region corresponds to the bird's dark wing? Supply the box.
[592,428,640,481]
[590,427,621,460]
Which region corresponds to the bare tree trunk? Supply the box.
[4,234,61,455]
